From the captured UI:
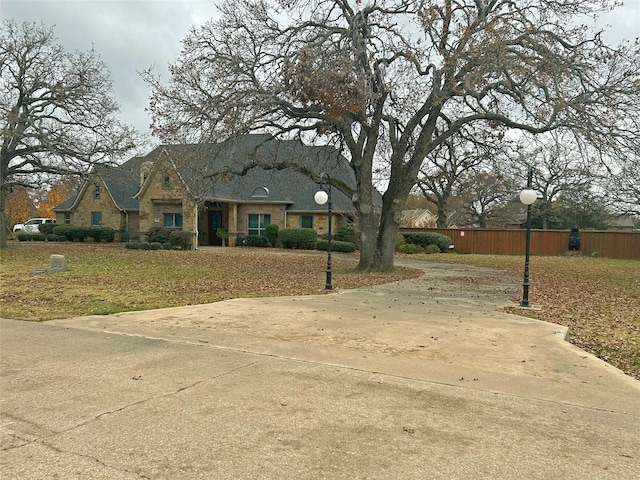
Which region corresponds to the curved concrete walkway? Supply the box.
[2,260,638,479]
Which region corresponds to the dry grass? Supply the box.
[0,244,419,321]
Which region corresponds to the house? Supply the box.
[53,156,145,235]
[54,134,357,247]
[400,209,436,228]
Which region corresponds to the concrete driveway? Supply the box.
[1,261,638,479]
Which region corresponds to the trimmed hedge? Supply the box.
[39,223,57,235]
[401,232,452,251]
[396,243,425,254]
[169,230,192,250]
[51,225,115,242]
[147,227,176,244]
[245,235,270,247]
[265,224,279,247]
[16,232,64,242]
[316,240,356,253]
[279,228,317,249]
[336,225,357,243]
[125,232,193,250]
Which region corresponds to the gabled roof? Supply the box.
[137,134,358,212]
[54,156,144,212]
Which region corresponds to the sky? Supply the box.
[2,0,639,145]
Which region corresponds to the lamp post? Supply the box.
[519,167,537,308]
[314,172,333,290]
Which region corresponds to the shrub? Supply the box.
[425,244,441,254]
[396,243,424,254]
[118,230,129,242]
[169,230,192,250]
[125,242,140,249]
[39,223,57,235]
[161,242,172,250]
[16,233,32,242]
[265,224,279,247]
[52,225,76,240]
[148,227,175,244]
[45,234,66,242]
[139,242,151,250]
[32,233,46,241]
[402,232,452,251]
[235,236,246,246]
[317,240,356,253]
[279,228,318,249]
[337,225,357,243]
[75,226,92,242]
[94,227,115,243]
[150,242,162,250]
[245,235,270,247]
[215,227,228,246]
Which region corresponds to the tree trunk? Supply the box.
[436,203,448,228]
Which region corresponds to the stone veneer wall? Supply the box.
[137,158,198,247]
[236,203,287,237]
[71,177,123,230]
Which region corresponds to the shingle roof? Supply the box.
[54,156,144,212]
[146,135,358,212]
[56,135,362,213]
[100,156,145,210]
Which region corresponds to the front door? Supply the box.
[208,210,223,246]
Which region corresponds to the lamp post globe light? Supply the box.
[314,173,333,290]
[519,167,537,308]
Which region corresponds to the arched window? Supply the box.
[251,187,269,198]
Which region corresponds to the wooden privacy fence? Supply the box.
[400,228,640,260]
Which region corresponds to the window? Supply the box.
[163,175,171,188]
[248,214,270,237]
[251,187,269,198]
[91,212,102,226]
[64,213,71,224]
[94,183,100,199]
[163,213,183,229]
[301,215,313,228]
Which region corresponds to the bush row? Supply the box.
[126,242,173,250]
[316,239,356,253]
[396,243,441,254]
[401,232,452,251]
[233,227,357,252]
[16,226,116,243]
[126,230,194,250]
[51,225,116,242]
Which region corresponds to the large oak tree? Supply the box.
[0,20,138,247]
[144,0,639,271]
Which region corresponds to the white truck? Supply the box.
[12,218,56,234]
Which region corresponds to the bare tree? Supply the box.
[458,170,516,228]
[509,134,602,229]
[144,0,639,271]
[416,129,503,227]
[0,20,139,248]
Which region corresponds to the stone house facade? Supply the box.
[55,135,358,248]
[53,158,143,235]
